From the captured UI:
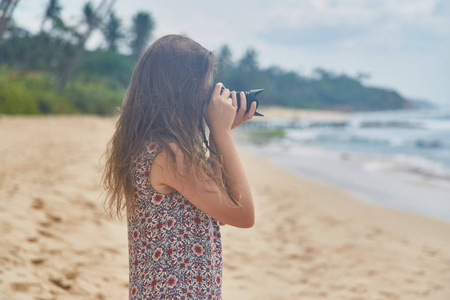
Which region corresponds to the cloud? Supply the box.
[257,0,449,53]
[433,0,450,16]
[260,25,365,46]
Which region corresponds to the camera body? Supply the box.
[220,86,264,117]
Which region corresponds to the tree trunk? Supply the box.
[54,0,116,90]
[0,0,20,43]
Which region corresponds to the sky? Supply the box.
[14,0,450,106]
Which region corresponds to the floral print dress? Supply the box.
[127,141,223,299]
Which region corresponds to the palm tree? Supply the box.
[102,11,122,52]
[40,0,62,31]
[130,11,154,61]
[55,0,115,90]
[82,1,99,30]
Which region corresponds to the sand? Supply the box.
[0,115,449,300]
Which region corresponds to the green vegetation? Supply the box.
[0,69,124,115]
[0,0,151,115]
[64,79,124,115]
[238,128,287,145]
[215,47,411,111]
[0,0,412,115]
[252,128,286,139]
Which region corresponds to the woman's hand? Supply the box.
[230,91,257,129]
[205,83,236,135]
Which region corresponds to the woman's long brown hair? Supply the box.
[103,34,219,219]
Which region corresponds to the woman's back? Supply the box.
[103,35,255,299]
[127,141,222,299]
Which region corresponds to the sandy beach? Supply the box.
[0,115,449,300]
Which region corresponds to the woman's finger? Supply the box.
[237,92,246,117]
[244,101,257,120]
[213,82,224,96]
[222,88,231,99]
[231,91,237,108]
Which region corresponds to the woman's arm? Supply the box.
[208,89,257,191]
[151,141,254,228]
[150,83,256,228]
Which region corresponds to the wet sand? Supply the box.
[0,115,449,299]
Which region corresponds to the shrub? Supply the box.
[64,80,124,115]
[0,79,40,114]
[0,69,123,115]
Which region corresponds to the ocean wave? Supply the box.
[286,130,408,148]
[415,139,443,149]
[361,154,450,182]
[242,107,450,174]
[357,120,422,129]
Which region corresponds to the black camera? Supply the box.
[220,85,264,117]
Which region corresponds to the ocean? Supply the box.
[237,106,450,222]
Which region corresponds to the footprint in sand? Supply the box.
[27,236,39,243]
[378,290,400,299]
[38,213,63,228]
[349,284,368,294]
[30,257,45,265]
[10,282,33,292]
[37,229,61,241]
[49,276,72,291]
[7,183,19,197]
[31,197,45,210]
[47,269,79,292]
[422,245,440,257]
[45,212,62,223]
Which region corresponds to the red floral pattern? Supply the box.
[127,142,222,299]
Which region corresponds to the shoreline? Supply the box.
[237,141,450,223]
[237,106,450,223]
[0,115,449,299]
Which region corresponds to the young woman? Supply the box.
[103,34,256,299]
